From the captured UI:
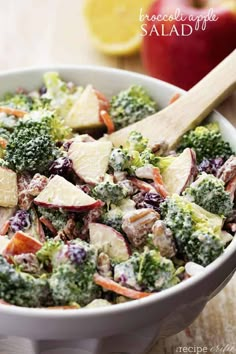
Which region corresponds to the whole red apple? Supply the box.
[141,0,236,89]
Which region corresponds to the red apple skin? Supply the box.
[89,223,131,260]
[3,231,42,259]
[142,0,236,89]
[34,199,103,212]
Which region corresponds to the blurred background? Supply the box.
[0,0,235,352]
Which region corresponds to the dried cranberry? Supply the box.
[39,86,47,95]
[62,141,73,152]
[49,157,72,177]
[198,158,224,176]
[134,192,164,213]
[67,244,87,265]
[80,208,103,239]
[10,210,31,233]
[79,185,91,194]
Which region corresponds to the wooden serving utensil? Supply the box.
[109,50,236,149]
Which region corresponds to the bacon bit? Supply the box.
[100,110,115,134]
[169,93,181,105]
[39,216,57,236]
[17,174,34,210]
[153,167,168,198]
[28,173,48,197]
[94,274,151,300]
[0,137,7,149]
[38,219,46,243]
[226,175,236,202]
[0,106,27,118]
[0,220,10,235]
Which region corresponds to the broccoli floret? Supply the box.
[0,128,10,158]
[0,92,47,112]
[127,131,148,153]
[47,239,99,306]
[4,117,59,173]
[92,181,128,205]
[110,86,158,130]
[186,230,224,267]
[28,110,72,142]
[155,156,176,173]
[0,127,11,141]
[37,207,68,231]
[43,72,82,117]
[0,255,52,307]
[161,195,224,266]
[109,132,160,174]
[109,148,130,172]
[183,173,233,217]
[178,123,233,163]
[139,148,159,167]
[36,239,63,267]
[114,248,180,292]
[101,207,124,233]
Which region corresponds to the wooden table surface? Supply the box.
[0,1,235,353]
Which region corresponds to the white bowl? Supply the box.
[0,66,235,354]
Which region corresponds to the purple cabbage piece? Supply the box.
[9,210,31,233]
[198,158,225,176]
[49,157,72,177]
[134,192,164,214]
[39,86,47,95]
[67,245,87,265]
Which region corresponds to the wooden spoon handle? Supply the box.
[109,50,236,149]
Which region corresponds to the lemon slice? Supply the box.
[84,0,153,56]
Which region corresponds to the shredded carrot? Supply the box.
[0,299,11,306]
[94,90,110,109]
[169,93,181,105]
[47,305,80,310]
[129,177,156,193]
[0,137,7,149]
[100,110,115,134]
[0,106,27,118]
[95,89,110,117]
[0,220,10,235]
[40,216,57,236]
[153,167,168,198]
[94,273,151,300]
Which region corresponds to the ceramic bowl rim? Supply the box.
[0,64,235,318]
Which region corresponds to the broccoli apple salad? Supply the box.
[0,72,235,309]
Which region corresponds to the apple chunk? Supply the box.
[0,236,10,255]
[89,223,130,262]
[162,148,197,195]
[2,231,42,258]
[34,175,102,212]
[69,141,112,184]
[0,167,18,207]
[65,85,104,130]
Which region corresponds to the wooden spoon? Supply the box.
[109,50,236,149]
